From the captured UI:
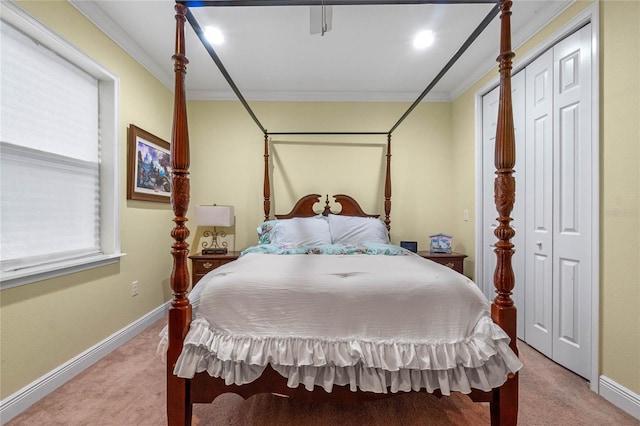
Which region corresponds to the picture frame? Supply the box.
[127,124,171,203]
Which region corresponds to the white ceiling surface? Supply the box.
[71,1,573,102]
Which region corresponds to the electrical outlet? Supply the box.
[131,281,139,297]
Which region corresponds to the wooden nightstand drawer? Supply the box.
[189,251,240,287]
[194,259,228,275]
[417,251,467,275]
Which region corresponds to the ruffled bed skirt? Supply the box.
[160,316,522,396]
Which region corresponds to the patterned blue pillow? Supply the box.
[257,220,279,244]
[256,216,330,246]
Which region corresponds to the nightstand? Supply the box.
[189,251,241,286]
[418,251,467,275]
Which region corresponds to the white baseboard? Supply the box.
[0,302,169,425]
[599,375,640,421]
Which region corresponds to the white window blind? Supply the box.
[0,21,102,274]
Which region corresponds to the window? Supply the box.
[0,3,121,289]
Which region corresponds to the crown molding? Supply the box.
[69,1,174,91]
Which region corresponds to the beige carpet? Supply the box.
[6,319,638,426]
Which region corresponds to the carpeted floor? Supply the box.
[6,319,638,425]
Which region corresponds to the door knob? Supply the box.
[536,241,543,249]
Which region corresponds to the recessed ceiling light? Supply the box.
[413,30,434,49]
[204,26,224,45]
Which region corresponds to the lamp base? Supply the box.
[202,247,228,255]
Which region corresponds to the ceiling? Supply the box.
[70,0,573,102]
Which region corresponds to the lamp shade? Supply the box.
[195,205,234,227]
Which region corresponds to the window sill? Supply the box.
[0,253,126,290]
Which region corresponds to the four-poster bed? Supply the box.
[166,1,519,425]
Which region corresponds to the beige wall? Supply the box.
[0,1,175,399]
[599,0,640,393]
[187,101,456,251]
[451,0,640,395]
[2,0,639,407]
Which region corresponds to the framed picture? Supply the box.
[127,124,171,203]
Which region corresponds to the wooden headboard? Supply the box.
[275,194,380,220]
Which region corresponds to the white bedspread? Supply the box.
[172,252,522,395]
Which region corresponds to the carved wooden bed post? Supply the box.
[168,4,192,425]
[384,134,392,231]
[264,134,271,221]
[491,1,518,424]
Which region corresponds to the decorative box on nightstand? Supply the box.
[189,251,240,286]
[418,251,467,275]
[429,233,453,253]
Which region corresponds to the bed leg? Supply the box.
[491,373,518,426]
[167,373,192,426]
[167,306,193,426]
[490,303,519,425]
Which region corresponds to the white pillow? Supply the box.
[271,216,331,246]
[327,214,389,245]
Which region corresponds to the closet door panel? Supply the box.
[552,24,592,379]
[532,252,552,335]
[558,258,580,346]
[558,103,580,232]
[524,49,554,357]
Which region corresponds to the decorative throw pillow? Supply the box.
[257,216,331,246]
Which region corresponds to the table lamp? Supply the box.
[195,205,234,254]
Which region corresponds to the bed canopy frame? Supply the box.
[183,0,502,228]
[168,1,518,424]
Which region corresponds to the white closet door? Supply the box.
[551,25,592,379]
[524,48,555,357]
[481,71,526,337]
[524,25,592,377]
[482,24,593,380]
